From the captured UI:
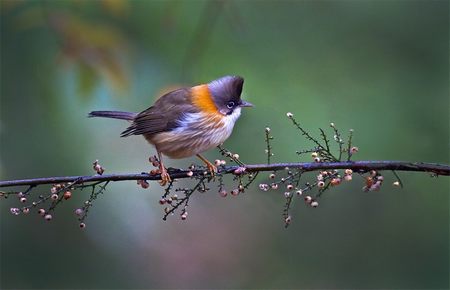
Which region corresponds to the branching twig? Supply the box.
[265,127,273,164]
[2,115,449,227]
[1,161,448,189]
[347,129,354,161]
[217,145,245,166]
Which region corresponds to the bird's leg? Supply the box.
[196,154,217,176]
[157,151,171,186]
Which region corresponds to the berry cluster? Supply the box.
[6,160,109,229]
[257,114,403,227]
[1,112,411,228]
[155,146,257,221]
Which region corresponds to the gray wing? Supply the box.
[121,88,197,137]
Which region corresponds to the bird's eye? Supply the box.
[226,101,235,109]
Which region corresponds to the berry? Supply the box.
[285,216,292,224]
[330,178,341,186]
[63,191,72,200]
[304,195,312,204]
[350,146,359,154]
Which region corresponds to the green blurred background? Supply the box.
[1,0,448,289]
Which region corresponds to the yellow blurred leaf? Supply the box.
[47,12,130,93]
[77,63,99,99]
[101,0,129,18]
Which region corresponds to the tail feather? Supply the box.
[88,111,137,121]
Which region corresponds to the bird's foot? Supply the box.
[158,166,171,186]
[196,154,218,177]
[205,161,217,177]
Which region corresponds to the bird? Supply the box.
[88,75,253,185]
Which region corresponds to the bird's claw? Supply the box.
[206,163,217,177]
[157,167,171,186]
[196,154,218,178]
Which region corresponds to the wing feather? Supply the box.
[121,88,197,137]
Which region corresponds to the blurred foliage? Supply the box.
[4,0,130,96]
[0,0,448,289]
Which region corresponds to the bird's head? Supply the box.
[207,75,253,116]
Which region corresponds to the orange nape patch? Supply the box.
[191,84,219,113]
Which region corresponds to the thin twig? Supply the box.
[163,177,206,220]
[265,128,273,165]
[330,124,344,161]
[391,170,404,188]
[319,128,331,153]
[347,129,354,161]
[217,145,245,166]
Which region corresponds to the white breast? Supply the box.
[149,108,242,159]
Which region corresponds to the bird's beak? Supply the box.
[240,100,254,107]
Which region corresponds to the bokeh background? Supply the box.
[1,0,448,289]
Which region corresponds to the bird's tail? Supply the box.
[88,111,137,121]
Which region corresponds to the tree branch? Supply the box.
[1,161,448,188]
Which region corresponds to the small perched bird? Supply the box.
[89,75,253,185]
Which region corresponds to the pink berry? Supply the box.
[285,216,292,224]
[304,196,312,204]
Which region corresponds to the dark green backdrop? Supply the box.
[1,0,448,289]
